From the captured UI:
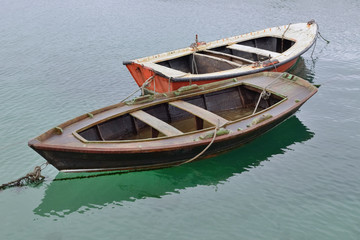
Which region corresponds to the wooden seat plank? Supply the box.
[227,44,280,58]
[169,100,228,127]
[130,110,183,137]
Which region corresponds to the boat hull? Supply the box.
[125,57,299,93]
[30,107,297,172]
[28,72,318,173]
[124,21,318,93]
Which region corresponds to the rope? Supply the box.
[192,54,198,74]
[252,90,271,115]
[311,31,330,60]
[281,23,291,53]
[318,31,330,44]
[120,75,155,103]
[153,75,156,94]
[168,77,171,93]
[177,120,220,166]
[141,75,155,96]
[119,75,155,103]
[252,73,283,115]
[273,55,278,72]
[0,162,48,190]
[120,88,141,103]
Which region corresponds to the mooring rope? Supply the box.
[120,88,141,102]
[0,162,48,190]
[119,75,155,103]
[192,54,198,74]
[177,120,220,166]
[281,23,292,53]
[141,75,155,96]
[252,90,271,115]
[311,31,330,59]
[318,31,330,44]
[252,72,283,115]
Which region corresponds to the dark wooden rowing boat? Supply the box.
[33,117,313,216]
[123,21,318,93]
[28,72,317,173]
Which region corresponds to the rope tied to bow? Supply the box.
[119,74,156,103]
[141,75,155,96]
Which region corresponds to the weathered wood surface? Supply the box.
[169,100,229,127]
[28,72,318,172]
[130,110,183,136]
[124,22,318,93]
[203,49,255,64]
[227,44,280,58]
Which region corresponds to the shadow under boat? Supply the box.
[34,115,314,217]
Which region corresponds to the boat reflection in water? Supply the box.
[34,116,314,217]
[288,56,315,83]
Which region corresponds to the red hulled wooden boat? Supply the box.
[28,72,317,173]
[123,21,318,93]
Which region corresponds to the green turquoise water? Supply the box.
[1,0,360,239]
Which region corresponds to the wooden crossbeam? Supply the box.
[169,100,228,127]
[130,110,183,137]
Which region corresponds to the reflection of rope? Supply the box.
[311,36,318,59]
[178,120,220,166]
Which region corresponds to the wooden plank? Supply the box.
[203,49,255,64]
[169,100,228,127]
[130,110,183,137]
[227,44,280,58]
[193,53,242,68]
